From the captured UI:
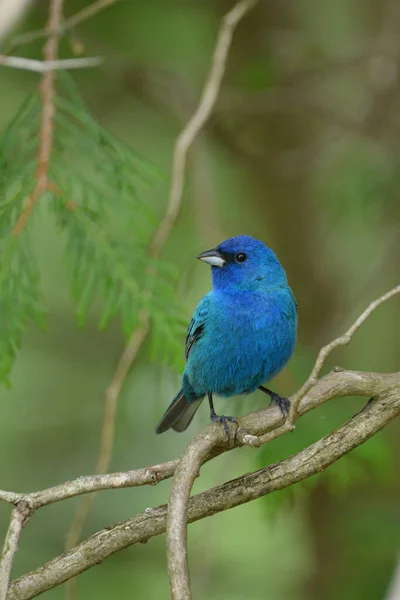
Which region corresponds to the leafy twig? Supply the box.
[12,0,64,236]
[6,372,400,600]
[166,284,400,598]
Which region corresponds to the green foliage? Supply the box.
[0,76,186,385]
[0,94,46,385]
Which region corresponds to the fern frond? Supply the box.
[0,94,45,384]
[48,77,186,364]
[0,233,45,385]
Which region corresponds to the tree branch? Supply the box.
[7,371,400,600]
[150,0,259,255]
[0,500,34,600]
[0,55,102,72]
[244,282,400,447]
[10,0,119,49]
[166,284,400,598]
[65,0,259,565]
[0,0,33,43]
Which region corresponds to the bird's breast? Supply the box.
[185,290,297,397]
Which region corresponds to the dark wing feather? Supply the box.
[185,321,204,359]
[184,294,210,360]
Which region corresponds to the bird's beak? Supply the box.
[197,247,226,268]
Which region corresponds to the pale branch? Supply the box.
[246,282,400,448]
[0,55,102,72]
[150,0,259,255]
[0,493,20,506]
[0,0,33,43]
[65,0,258,561]
[288,283,400,423]
[7,373,400,600]
[64,321,150,559]
[0,370,395,511]
[0,501,34,600]
[10,0,119,49]
[385,554,400,600]
[166,284,400,598]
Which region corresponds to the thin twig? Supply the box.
[0,500,34,600]
[150,0,259,255]
[64,319,149,599]
[288,283,400,423]
[12,0,64,236]
[10,0,119,49]
[244,283,400,447]
[166,284,400,598]
[7,376,400,600]
[65,0,256,567]
[0,55,102,72]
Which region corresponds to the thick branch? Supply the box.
[0,501,33,600]
[0,371,397,511]
[7,373,400,600]
[166,285,400,597]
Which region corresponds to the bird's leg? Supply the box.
[208,393,237,440]
[259,386,291,418]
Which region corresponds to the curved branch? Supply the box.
[288,283,400,423]
[0,371,397,511]
[65,0,260,566]
[166,284,400,597]
[0,501,34,600]
[7,371,400,600]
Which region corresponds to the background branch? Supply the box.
[7,371,400,600]
[10,0,119,49]
[0,0,33,43]
[0,55,102,72]
[64,0,260,571]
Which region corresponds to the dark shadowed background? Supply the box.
[0,1,399,598]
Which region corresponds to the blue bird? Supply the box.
[156,235,297,436]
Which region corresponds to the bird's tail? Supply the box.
[156,389,203,434]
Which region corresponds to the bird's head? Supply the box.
[197,235,288,292]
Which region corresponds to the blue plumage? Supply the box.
[156,235,297,435]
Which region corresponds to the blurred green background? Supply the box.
[0,0,399,598]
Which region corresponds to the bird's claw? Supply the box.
[270,394,291,418]
[211,413,238,440]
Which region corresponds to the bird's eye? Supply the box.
[235,252,247,263]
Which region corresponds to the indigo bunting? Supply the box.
[156,235,297,436]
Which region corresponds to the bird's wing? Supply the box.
[185,293,211,360]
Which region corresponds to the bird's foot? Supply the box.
[259,386,291,418]
[270,393,291,417]
[210,412,238,440]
